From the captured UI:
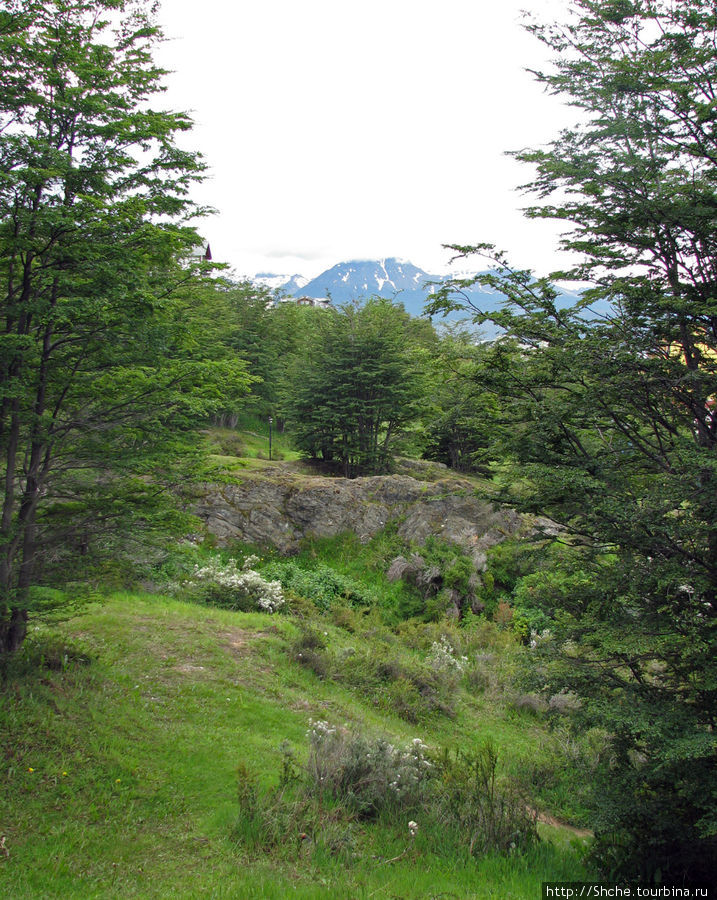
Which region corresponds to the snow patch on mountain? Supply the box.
[253,272,309,293]
[249,257,593,338]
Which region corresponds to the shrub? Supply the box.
[185,554,285,613]
[511,568,596,636]
[342,647,456,722]
[513,692,548,715]
[462,642,526,702]
[389,539,478,621]
[427,637,468,674]
[211,430,247,458]
[548,690,582,716]
[425,589,456,621]
[283,591,320,619]
[262,561,374,611]
[305,721,432,817]
[0,631,93,682]
[463,655,493,694]
[329,605,358,632]
[235,726,538,860]
[460,616,517,653]
[290,625,330,679]
[384,677,427,724]
[431,743,539,855]
[493,599,514,629]
[285,628,457,723]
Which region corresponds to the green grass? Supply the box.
[0,592,594,898]
[207,415,302,464]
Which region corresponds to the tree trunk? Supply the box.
[0,607,27,655]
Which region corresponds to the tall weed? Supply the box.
[234,726,538,862]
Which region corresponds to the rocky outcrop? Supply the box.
[193,467,527,569]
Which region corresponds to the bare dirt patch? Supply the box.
[221,626,278,654]
[219,628,278,684]
[537,811,592,839]
[221,629,253,653]
[174,664,207,675]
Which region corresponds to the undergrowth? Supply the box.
[234,724,538,862]
[0,592,595,898]
[0,521,603,897]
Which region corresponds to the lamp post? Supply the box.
[268,416,273,461]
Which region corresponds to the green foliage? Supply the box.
[239,727,538,861]
[262,560,375,611]
[421,328,501,474]
[476,538,607,641]
[481,539,539,601]
[0,590,597,895]
[389,536,478,621]
[289,624,331,679]
[427,0,717,882]
[431,743,539,856]
[286,298,435,477]
[207,284,325,426]
[0,0,253,653]
[206,415,299,462]
[0,629,93,684]
[253,528,425,624]
[288,622,459,723]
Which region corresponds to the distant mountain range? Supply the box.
[253,257,462,318]
[252,257,592,337]
[253,272,310,295]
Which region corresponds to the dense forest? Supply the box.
[2,0,717,893]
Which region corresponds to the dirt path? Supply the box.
[537,811,593,839]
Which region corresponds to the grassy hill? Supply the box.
[1,589,594,899]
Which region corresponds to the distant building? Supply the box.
[275,295,332,309]
[190,243,212,261]
[295,295,331,308]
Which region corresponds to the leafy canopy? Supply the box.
[428,0,717,883]
[288,298,435,477]
[0,0,252,653]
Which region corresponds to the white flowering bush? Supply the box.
[236,724,537,859]
[427,637,468,673]
[529,628,553,649]
[306,720,432,816]
[188,555,285,613]
[387,738,433,799]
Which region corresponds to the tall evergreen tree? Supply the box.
[429,0,717,882]
[289,299,432,477]
[0,0,251,653]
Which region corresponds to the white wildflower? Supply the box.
[191,555,284,613]
[427,637,466,673]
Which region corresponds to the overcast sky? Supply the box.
[155,0,575,279]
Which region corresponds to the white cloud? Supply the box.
[156,0,576,278]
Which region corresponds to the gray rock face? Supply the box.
[193,469,526,569]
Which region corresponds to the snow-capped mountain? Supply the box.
[251,258,596,336]
[253,258,443,316]
[297,258,432,305]
[253,272,309,294]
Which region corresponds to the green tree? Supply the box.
[288,298,433,477]
[183,278,275,427]
[0,0,251,653]
[211,285,326,427]
[421,328,501,474]
[428,0,717,882]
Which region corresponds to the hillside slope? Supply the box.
[0,594,592,899]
